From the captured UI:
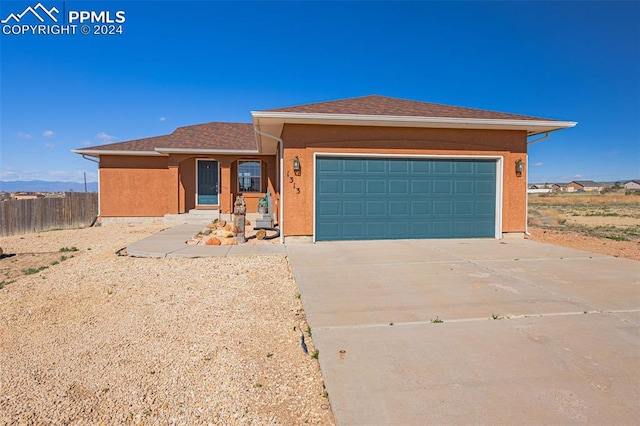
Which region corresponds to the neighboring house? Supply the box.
[551,183,568,192]
[12,192,45,200]
[624,180,640,190]
[566,180,604,192]
[73,95,576,242]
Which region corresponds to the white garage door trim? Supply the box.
[312,152,504,242]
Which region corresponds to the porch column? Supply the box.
[219,159,232,214]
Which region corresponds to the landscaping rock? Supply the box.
[216,230,234,238]
[219,237,238,246]
[256,230,267,240]
[206,237,221,245]
[186,239,200,245]
[216,220,227,229]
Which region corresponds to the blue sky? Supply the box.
[1,0,638,184]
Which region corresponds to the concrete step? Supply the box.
[163,210,219,226]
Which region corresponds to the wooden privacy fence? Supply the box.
[0,192,98,237]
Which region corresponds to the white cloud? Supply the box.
[96,132,116,143]
[573,174,583,178]
[159,116,167,122]
[44,143,55,149]
[0,167,98,182]
[17,132,32,139]
[82,140,93,146]
[43,130,54,137]
[534,162,543,167]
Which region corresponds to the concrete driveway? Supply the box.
[286,239,640,425]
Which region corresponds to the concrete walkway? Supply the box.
[126,224,286,257]
[286,239,640,425]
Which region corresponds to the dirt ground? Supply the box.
[527,192,640,261]
[0,224,334,425]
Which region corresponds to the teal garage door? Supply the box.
[315,157,496,241]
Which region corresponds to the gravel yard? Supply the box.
[0,224,334,425]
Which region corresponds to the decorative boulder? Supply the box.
[245,220,251,226]
[216,230,234,238]
[206,237,221,246]
[216,220,227,229]
[256,230,267,240]
[202,228,212,236]
[219,238,238,246]
[186,239,200,245]
[224,223,232,231]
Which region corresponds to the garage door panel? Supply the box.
[318,178,340,194]
[366,180,386,194]
[454,201,474,215]
[316,157,496,241]
[343,179,364,194]
[389,201,410,216]
[366,201,386,216]
[318,200,340,216]
[365,222,387,238]
[455,180,474,194]
[389,180,409,195]
[343,160,364,173]
[455,161,474,174]
[475,200,495,215]
[343,200,364,216]
[366,160,386,173]
[411,201,430,215]
[434,181,452,194]
[389,160,410,173]
[433,201,452,215]
[318,158,341,173]
[411,180,431,194]
[476,161,496,174]
[476,180,495,194]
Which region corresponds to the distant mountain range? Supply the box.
[0,180,98,193]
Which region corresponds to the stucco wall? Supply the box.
[100,156,176,217]
[100,155,279,217]
[280,124,528,238]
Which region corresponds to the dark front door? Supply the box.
[197,160,219,206]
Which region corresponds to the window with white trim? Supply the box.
[238,160,262,192]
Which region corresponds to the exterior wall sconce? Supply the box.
[293,156,301,173]
[515,159,524,177]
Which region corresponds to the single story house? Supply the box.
[566,180,604,192]
[624,180,640,190]
[551,183,568,192]
[73,95,576,242]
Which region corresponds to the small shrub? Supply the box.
[0,280,15,289]
[23,266,47,275]
[311,349,319,359]
[59,246,79,252]
[306,326,312,337]
[431,316,443,324]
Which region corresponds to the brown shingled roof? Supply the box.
[81,122,256,152]
[264,95,555,121]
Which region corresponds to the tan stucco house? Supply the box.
[73,95,576,242]
[566,180,604,192]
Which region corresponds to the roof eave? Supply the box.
[154,148,260,155]
[71,149,166,157]
[251,111,577,136]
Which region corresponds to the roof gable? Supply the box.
[263,95,556,121]
[570,180,601,187]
